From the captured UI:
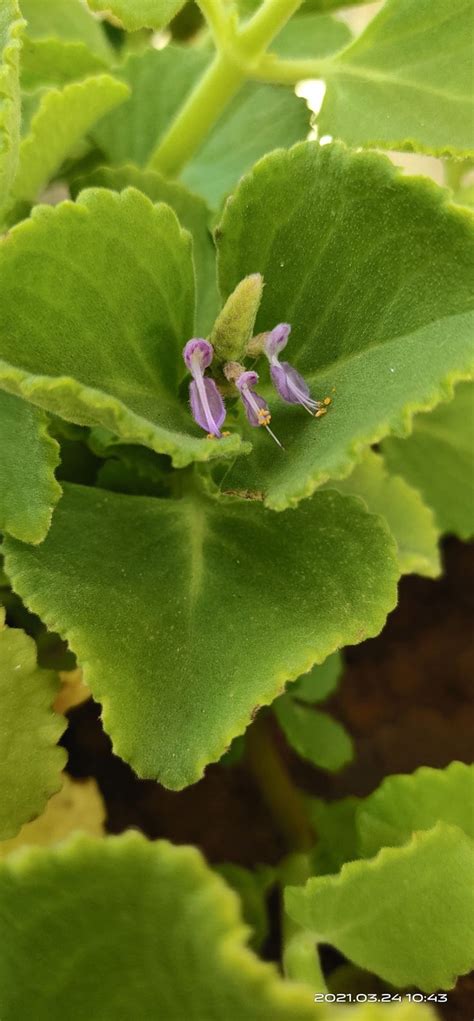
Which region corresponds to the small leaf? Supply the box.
[285,823,474,991]
[275,696,353,772]
[383,382,474,540]
[320,0,474,157]
[0,390,61,544]
[71,163,219,335]
[0,614,66,840]
[358,761,474,858]
[216,863,274,951]
[0,2,24,213]
[7,73,129,216]
[3,484,398,789]
[307,796,360,875]
[21,38,109,90]
[0,832,320,1019]
[86,0,186,32]
[327,449,441,578]
[0,187,244,466]
[217,142,474,509]
[290,652,342,704]
[0,774,105,856]
[20,0,113,61]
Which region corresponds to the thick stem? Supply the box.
[246,711,314,853]
[148,0,305,176]
[148,52,243,176]
[250,53,328,85]
[238,0,303,53]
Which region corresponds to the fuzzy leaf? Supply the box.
[271,11,351,60]
[0,774,105,856]
[275,696,353,771]
[307,797,360,875]
[319,0,474,157]
[87,0,185,32]
[0,2,24,212]
[286,823,474,991]
[180,83,310,208]
[20,0,113,60]
[91,47,309,207]
[217,142,474,510]
[382,382,474,539]
[20,38,109,90]
[0,390,61,544]
[3,484,398,789]
[358,761,474,858]
[0,187,244,466]
[7,74,129,215]
[71,163,219,334]
[290,651,342,704]
[328,450,441,578]
[0,614,66,840]
[0,832,320,1019]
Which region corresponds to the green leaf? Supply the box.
[307,796,360,875]
[319,0,474,157]
[92,46,207,168]
[91,46,309,208]
[87,0,186,32]
[6,74,129,216]
[0,187,244,466]
[290,651,342,704]
[358,761,474,858]
[20,37,109,90]
[216,142,474,510]
[181,82,309,209]
[275,696,352,771]
[382,382,474,540]
[216,863,274,951]
[0,612,66,840]
[0,391,61,544]
[71,163,219,335]
[271,12,351,60]
[0,832,319,1019]
[285,823,474,991]
[327,450,441,578]
[0,2,24,213]
[3,484,398,789]
[20,0,113,60]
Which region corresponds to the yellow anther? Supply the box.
[315,408,327,418]
[257,408,271,426]
[323,397,332,406]
[222,431,230,436]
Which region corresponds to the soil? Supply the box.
[63,537,474,1020]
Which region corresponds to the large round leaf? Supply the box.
[3,484,398,788]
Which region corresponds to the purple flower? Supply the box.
[183,338,226,438]
[264,323,322,416]
[236,370,283,448]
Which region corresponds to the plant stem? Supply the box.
[246,711,314,853]
[148,52,243,176]
[237,0,303,53]
[249,53,328,85]
[197,0,234,48]
[148,0,305,176]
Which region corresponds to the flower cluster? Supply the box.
[182,324,330,446]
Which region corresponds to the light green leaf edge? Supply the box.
[0,189,248,468]
[326,450,441,578]
[0,611,67,840]
[289,651,343,704]
[0,831,320,1020]
[0,2,25,209]
[357,760,474,857]
[285,822,474,992]
[20,36,109,90]
[217,142,474,511]
[0,391,61,544]
[8,73,130,210]
[275,697,353,772]
[86,0,185,32]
